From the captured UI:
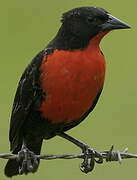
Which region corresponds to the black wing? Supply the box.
[9,49,52,151]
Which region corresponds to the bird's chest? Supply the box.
[39,48,106,124]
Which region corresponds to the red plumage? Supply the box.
[39,32,107,123]
[4,6,130,177]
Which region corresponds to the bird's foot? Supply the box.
[17,147,39,175]
[80,145,103,173]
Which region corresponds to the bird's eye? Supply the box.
[87,17,98,24]
[87,17,94,23]
[87,16,107,25]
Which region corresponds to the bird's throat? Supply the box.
[89,31,109,47]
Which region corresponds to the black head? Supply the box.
[47,7,130,50]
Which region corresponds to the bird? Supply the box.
[4,6,130,177]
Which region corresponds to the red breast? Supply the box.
[39,31,107,124]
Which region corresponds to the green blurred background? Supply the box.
[0,0,136,179]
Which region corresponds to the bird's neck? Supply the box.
[90,31,109,46]
[47,26,90,50]
[47,26,108,50]
[86,31,109,51]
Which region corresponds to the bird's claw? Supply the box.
[80,146,103,173]
[17,147,38,175]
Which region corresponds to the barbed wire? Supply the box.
[1,145,137,162]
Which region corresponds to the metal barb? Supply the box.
[1,145,137,173]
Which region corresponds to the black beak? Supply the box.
[101,14,131,31]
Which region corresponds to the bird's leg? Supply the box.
[57,132,103,173]
[17,139,39,175]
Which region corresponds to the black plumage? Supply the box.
[4,6,130,177]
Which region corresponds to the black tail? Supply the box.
[4,158,20,177]
[4,139,43,177]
